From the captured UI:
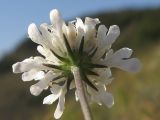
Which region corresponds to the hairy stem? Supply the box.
[71,66,93,120]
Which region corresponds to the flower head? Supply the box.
[12,9,141,119]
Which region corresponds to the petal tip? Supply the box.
[12,62,21,73]
[54,110,63,120]
[100,92,114,108]
[28,23,36,34]
[28,23,39,40]
[30,85,42,96]
[110,25,120,35]
[131,58,141,73]
[43,96,51,105]
[50,9,61,24]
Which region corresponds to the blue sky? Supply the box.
[0,0,160,57]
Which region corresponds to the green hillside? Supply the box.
[0,8,160,120]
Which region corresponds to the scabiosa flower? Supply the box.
[12,9,141,119]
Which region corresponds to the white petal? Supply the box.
[84,17,100,34]
[30,80,47,96]
[43,93,61,105]
[28,23,44,45]
[112,48,133,59]
[83,17,99,52]
[105,25,120,46]
[64,22,76,48]
[100,92,114,108]
[50,9,63,37]
[39,22,65,54]
[30,84,43,96]
[107,56,141,73]
[50,84,62,95]
[12,58,35,73]
[37,45,46,56]
[22,70,45,81]
[30,72,56,96]
[94,25,108,59]
[44,71,56,83]
[85,17,100,27]
[12,62,22,73]
[34,56,46,63]
[106,68,112,78]
[50,9,62,25]
[12,57,46,73]
[54,91,65,119]
[68,22,76,38]
[22,70,37,81]
[12,62,34,73]
[34,71,45,80]
[50,9,66,54]
[87,86,102,105]
[76,18,84,29]
[117,58,141,73]
[105,49,114,60]
[75,18,85,49]
[97,25,108,46]
[100,68,113,85]
[89,68,112,85]
[37,45,59,63]
[39,23,54,48]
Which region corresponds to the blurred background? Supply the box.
[0,0,160,120]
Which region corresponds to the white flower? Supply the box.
[12,9,141,119]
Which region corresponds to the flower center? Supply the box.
[43,34,107,91]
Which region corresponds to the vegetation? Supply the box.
[0,8,160,120]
